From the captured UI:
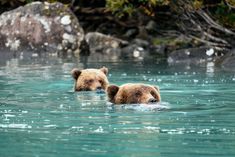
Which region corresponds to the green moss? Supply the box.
[153,37,192,50]
[106,0,169,17]
[153,37,189,46]
[153,38,174,45]
[42,3,69,17]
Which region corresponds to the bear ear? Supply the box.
[107,85,119,102]
[71,68,82,80]
[100,66,108,75]
[153,86,160,92]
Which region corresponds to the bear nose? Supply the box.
[96,86,102,90]
[96,86,105,94]
[148,98,157,103]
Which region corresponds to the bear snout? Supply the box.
[96,86,102,90]
[96,86,105,93]
[148,98,157,103]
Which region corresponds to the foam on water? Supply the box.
[0,124,32,129]
[117,102,170,112]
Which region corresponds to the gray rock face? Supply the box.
[221,50,235,71]
[85,32,128,53]
[84,32,128,61]
[167,47,218,64]
[121,44,146,60]
[0,2,84,53]
[145,20,157,32]
[222,56,235,71]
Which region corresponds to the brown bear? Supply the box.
[71,67,109,92]
[107,83,161,104]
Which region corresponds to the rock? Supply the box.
[231,48,235,55]
[145,20,157,32]
[206,48,214,56]
[121,38,166,60]
[60,15,71,25]
[85,32,128,53]
[124,29,138,38]
[221,56,235,71]
[167,47,218,64]
[149,45,166,56]
[0,2,84,53]
[131,38,150,48]
[221,49,235,71]
[121,44,146,60]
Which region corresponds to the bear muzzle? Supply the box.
[148,98,158,104]
[96,86,105,93]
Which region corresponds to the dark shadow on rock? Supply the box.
[221,49,235,71]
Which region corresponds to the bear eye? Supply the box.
[87,79,94,83]
[98,80,103,84]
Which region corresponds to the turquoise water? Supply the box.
[0,57,235,157]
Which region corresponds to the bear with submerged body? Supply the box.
[107,83,161,104]
[71,67,109,92]
[71,67,161,104]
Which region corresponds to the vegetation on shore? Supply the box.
[0,0,234,53]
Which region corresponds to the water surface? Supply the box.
[0,56,235,157]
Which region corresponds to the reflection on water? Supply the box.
[206,62,215,77]
[0,54,235,157]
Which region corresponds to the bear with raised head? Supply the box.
[107,83,161,104]
[71,67,109,92]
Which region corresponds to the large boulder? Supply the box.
[84,33,165,61]
[121,39,150,60]
[85,32,128,53]
[167,47,219,64]
[84,32,128,61]
[0,1,84,53]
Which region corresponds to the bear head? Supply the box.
[107,83,161,104]
[71,67,109,92]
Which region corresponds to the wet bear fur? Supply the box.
[71,67,109,92]
[107,83,161,104]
